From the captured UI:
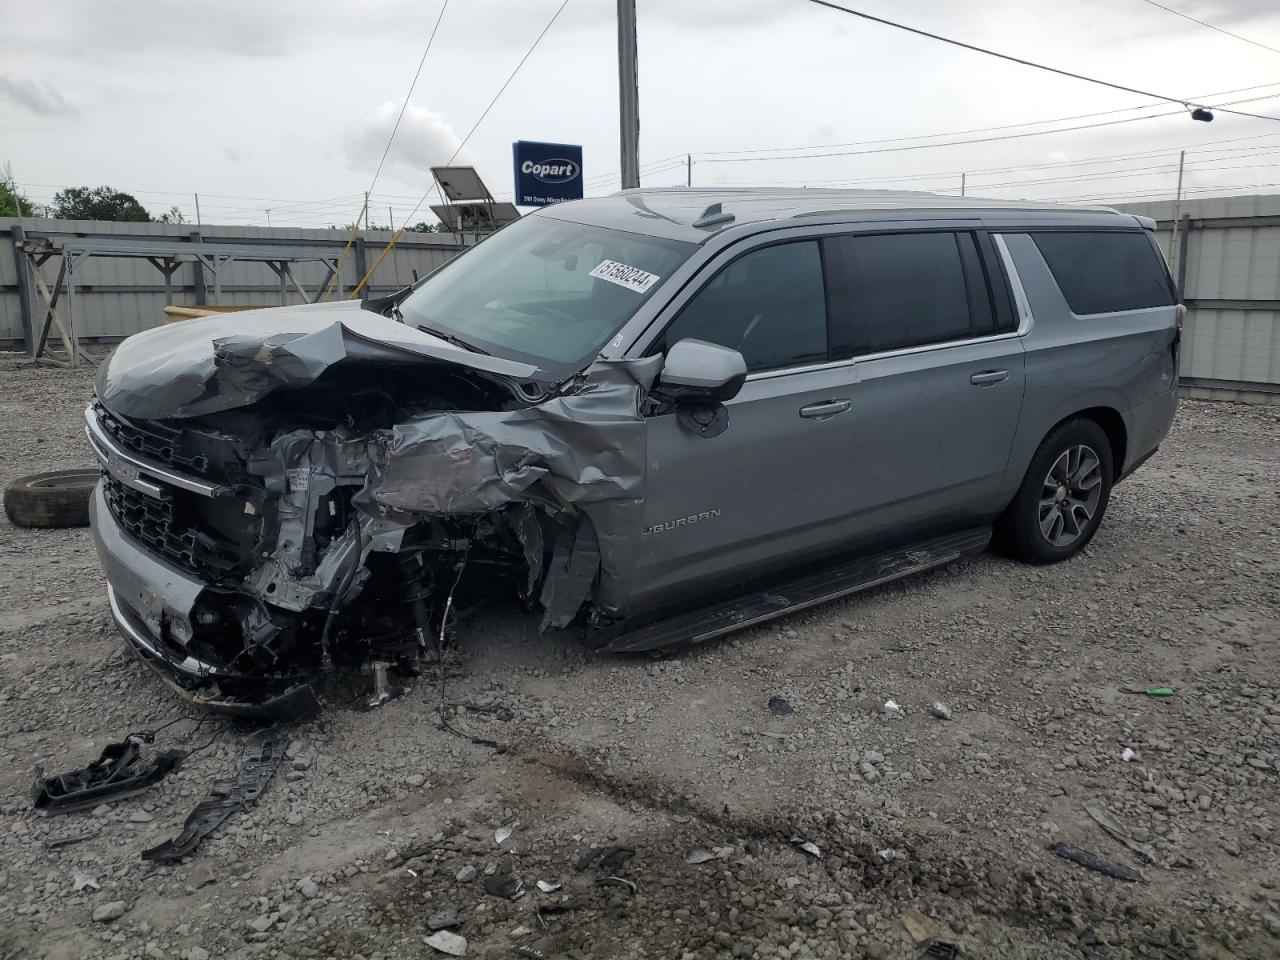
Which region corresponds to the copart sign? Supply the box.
[512,140,584,207]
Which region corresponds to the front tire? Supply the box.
[998,419,1114,564]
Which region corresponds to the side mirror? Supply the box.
[656,338,747,403]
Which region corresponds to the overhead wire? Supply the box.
[351,0,571,297]
[695,91,1280,165]
[698,83,1280,158]
[800,0,1280,122]
[1134,0,1280,57]
[323,0,451,300]
[758,139,1280,192]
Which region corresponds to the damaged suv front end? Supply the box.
[88,214,692,717]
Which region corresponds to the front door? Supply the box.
[631,238,861,612]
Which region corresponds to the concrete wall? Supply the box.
[0,218,470,349]
[1113,195,1280,399]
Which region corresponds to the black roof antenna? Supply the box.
[692,202,735,229]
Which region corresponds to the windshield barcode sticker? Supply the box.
[589,259,660,294]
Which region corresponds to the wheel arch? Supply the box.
[1061,406,1127,474]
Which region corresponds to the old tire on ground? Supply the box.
[997,418,1114,564]
[3,469,99,528]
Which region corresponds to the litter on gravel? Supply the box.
[1048,842,1145,882]
[595,876,637,894]
[1084,802,1157,865]
[482,873,523,900]
[930,700,953,721]
[424,930,467,956]
[790,838,822,858]
[767,696,794,716]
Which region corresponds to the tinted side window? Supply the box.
[1032,231,1176,314]
[825,232,977,356]
[663,240,827,372]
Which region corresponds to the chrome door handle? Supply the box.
[970,370,1009,386]
[799,399,851,419]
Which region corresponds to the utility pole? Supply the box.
[1169,149,1185,277]
[364,192,371,230]
[265,208,272,227]
[389,206,395,231]
[687,154,692,187]
[617,0,640,190]
[960,172,966,197]
[194,193,202,227]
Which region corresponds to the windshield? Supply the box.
[398,215,695,374]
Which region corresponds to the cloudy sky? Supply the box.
[4,0,1280,227]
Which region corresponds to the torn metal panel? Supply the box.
[372,357,659,616]
[538,521,601,630]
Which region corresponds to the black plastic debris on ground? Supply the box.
[32,734,184,815]
[575,845,635,873]
[141,726,286,863]
[767,696,794,716]
[482,873,524,900]
[1048,842,1144,882]
[917,941,961,959]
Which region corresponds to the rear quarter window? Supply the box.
[1031,230,1175,315]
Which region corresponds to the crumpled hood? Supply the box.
[96,299,544,420]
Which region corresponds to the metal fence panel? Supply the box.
[0,217,468,347]
[1116,196,1280,396]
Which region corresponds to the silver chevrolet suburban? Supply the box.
[87,189,1180,716]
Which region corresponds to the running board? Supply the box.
[603,526,992,653]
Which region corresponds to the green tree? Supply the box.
[158,205,186,224]
[51,185,152,222]
[0,166,37,217]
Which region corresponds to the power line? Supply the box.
[368,0,451,193]
[695,91,1280,165]
[801,0,1280,122]
[767,137,1280,190]
[1135,0,1280,57]
[325,0,455,300]
[398,0,571,228]
[697,83,1280,157]
[353,0,571,294]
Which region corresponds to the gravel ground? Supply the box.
[0,352,1277,960]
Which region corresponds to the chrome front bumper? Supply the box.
[90,482,213,678]
[90,483,319,719]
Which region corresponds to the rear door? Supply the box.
[823,228,1026,540]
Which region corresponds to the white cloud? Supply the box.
[343,102,469,187]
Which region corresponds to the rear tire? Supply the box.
[3,469,99,528]
[997,419,1113,564]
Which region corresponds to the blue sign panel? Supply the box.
[512,140,583,207]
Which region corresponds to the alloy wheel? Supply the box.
[1038,444,1103,547]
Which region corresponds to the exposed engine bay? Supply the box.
[87,304,659,717]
